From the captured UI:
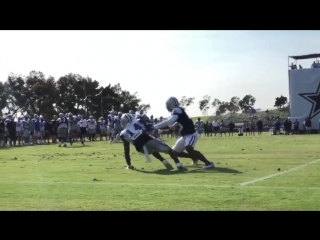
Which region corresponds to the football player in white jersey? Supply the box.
[97,117,107,140]
[135,110,144,119]
[57,113,68,147]
[39,115,47,144]
[77,115,87,146]
[68,113,79,146]
[15,116,23,145]
[22,115,30,145]
[113,112,123,142]
[195,118,204,137]
[120,113,187,171]
[129,110,136,119]
[107,111,115,142]
[87,116,96,141]
[152,97,215,169]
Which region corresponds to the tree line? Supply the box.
[198,94,257,116]
[0,70,289,119]
[198,94,289,116]
[0,71,198,120]
[0,71,154,120]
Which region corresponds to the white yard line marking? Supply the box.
[0,180,320,191]
[239,159,320,186]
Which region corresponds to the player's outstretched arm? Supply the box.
[153,115,178,129]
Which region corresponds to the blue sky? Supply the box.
[0,30,319,117]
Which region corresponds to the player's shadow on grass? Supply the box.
[191,167,242,174]
[70,145,91,148]
[135,167,242,175]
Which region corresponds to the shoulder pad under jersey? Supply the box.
[171,107,182,115]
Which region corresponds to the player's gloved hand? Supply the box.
[126,165,135,170]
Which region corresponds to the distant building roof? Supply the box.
[289,53,320,60]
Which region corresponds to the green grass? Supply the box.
[1,133,320,210]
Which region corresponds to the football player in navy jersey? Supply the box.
[153,97,215,169]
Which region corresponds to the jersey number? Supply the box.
[127,124,143,141]
[61,117,66,123]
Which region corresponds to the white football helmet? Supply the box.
[121,113,134,128]
[166,97,179,112]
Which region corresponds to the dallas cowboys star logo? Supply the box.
[299,81,320,119]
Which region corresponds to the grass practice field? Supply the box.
[1,133,320,210]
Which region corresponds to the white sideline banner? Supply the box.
[289,68,320,129]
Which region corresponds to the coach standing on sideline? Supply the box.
[0,116,5,146]
[212,119,219,136]
[228,121,235,136]
[34,118,41,144]
[6,116,16,146]
[305,118,311,134]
